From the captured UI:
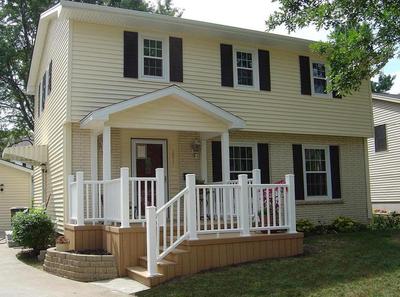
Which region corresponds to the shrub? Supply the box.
[296,219,315,233]
[369,212,400,231]
[12,208,55,253]
[331,216,363,233]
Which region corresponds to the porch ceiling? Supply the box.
[80,85,246,132]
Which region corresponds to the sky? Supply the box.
[167,0,400,94]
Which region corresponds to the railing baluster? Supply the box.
[260,188,265,228]
[278,187,283,227]
[145,181,148,209]
[210,187,214,230]
[151,180,155,206]
[177,198,181,238]
[216,188,221,231]
[229,187,233,228]
[85,184,89,221]
[138,181,142,219]
[266,187,270,230]
[272,188,276,227]
[203,188,207,231]
[196,187,200,231]
[170,204,174,245]
[223,188,227,230]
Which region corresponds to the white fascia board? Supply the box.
[26,4,61,95]
[80,85,245,129]
[0,159,33,174]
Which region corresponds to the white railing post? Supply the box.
[146,206,158,276]
[251,169,261,220]
[76,172,84,226]
[68,175,74,224]
[186,174,198,240]
[120,167,130,228]
[285,174,297,233]
[156,168,165,227]
[238,174,250,236]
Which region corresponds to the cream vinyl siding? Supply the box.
[107,96,228,132]
[70,21,372,138]
[368,99,400,207]
[0,164,31,231]
[33,18,69,231]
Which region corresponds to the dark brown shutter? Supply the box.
[333,90,342,99]
[329,145,341,199]
[169,37,183,82]
[292,144,305,200]
[220,44,233,87]
[299,56,311,95]
[124,31,138,78]
[257,143,270,183]
[258,50,271,91]
[212,141,222,182]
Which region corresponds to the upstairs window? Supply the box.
[236,51,254,86]
[41,74,46,111]
[375,124,387,152]
[37,82,41,118]
[229,144,256,180]
[47,60,52,96]
[140,36,168,81]
[303,146,331,198]
[311,62,328,95]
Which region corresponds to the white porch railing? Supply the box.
[68,168,164,226]
[68,168,296,277]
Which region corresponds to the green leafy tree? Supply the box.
[0,0,182,146]
[267,0,400,95]
[371,72,396,93]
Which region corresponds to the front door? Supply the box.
[132,139,167,214]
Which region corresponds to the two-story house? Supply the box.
[368,93,400,212]
[2,1,372,285]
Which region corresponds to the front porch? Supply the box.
[65,85,303,286]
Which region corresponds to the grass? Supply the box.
[137,231,400,297]
[16,250,43,270]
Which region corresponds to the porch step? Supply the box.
[139,256,176,268]
[126,266,163,287]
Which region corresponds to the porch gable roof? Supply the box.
[80,85,246,131]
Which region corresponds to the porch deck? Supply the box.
[65,224,303,287]
[65,168,302,286]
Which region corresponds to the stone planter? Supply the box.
[43,248,118,282]
[56,243,70,252]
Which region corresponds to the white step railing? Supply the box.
[68,168,164,226]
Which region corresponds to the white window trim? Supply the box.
[310,60,332,99]
[302,144,332,200]
[233,47,259,91]
[138,33,169,82]
[229,142,258,178]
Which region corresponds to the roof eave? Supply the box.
[26,4,61,95]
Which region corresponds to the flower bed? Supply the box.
[43,247,118,282]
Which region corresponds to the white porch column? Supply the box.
[91,131,99,220]
[91,131,98,181]
[102,126,111,180]
[200,139,208,183]
[221,131,230,182]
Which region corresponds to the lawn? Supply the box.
[138,231,400,297]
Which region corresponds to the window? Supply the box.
[229,144,257,180]
[236,51,254,86]
[41,74,46,111]
[375,125,387,152]
[47,60,52,96]
[140,36,168,80]
[311,62,328,95]
[37,82,41,117]
[303,146,331,198]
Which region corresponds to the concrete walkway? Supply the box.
[0,243,132,297]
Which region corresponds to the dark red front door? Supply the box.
[133,140,166,216]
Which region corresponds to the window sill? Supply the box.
[296,199,343,206]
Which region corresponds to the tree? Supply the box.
[0,0,182,146]
[371,72,396,93]
[267,0,400,95]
